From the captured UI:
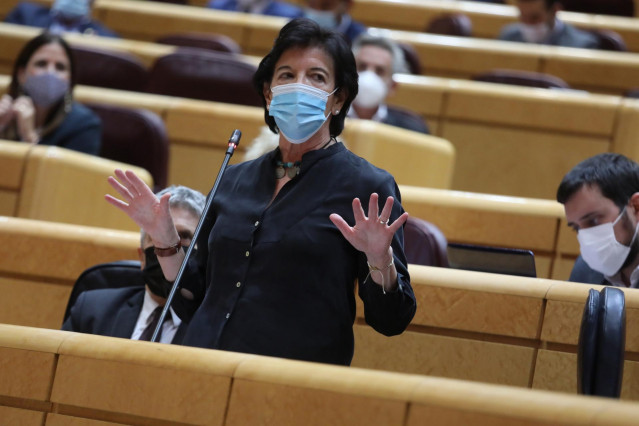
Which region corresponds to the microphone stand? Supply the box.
[151,129,241,343]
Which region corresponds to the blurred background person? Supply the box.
[0,32,102,155]
[349,34,429,134]
[303,0,365,44]
[5,0,119,37]
[207,0,303,18]
[498,0,598,49]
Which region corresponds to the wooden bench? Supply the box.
[54,80,639,200]
[0,323,637,425]
[0,216,139,329]
[353,265,639,400]
[0,140,151,231]
[3,0,639,95]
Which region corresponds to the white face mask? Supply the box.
[520,22,551,43]
[577,207,638,276]
[353,70,388,109]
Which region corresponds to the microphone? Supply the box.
[151,129,242,343]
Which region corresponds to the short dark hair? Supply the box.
[252,18,358,138]
[9,32,76,98]
[556,153,639,209]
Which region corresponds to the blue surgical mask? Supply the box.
[52,0,91,22]
[268,83,337,144]
[22,72,69,107]
[304,9,338,29]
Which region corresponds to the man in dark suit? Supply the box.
[5,0,119,38]
[348,34,429,135]
[207,0,303,18]
[498,0,598,49]
[303,0,365,45]
[62,185,206,343]
[557,153,639,288]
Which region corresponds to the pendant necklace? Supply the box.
[275,137,335,179]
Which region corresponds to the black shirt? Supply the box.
[175,142,416,365]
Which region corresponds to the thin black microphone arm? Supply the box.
[151,129,241,343]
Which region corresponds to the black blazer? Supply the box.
[62,286,187,344]
[569,255,607,285]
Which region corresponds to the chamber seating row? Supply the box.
[0,140,151,232]
[9,75,631,202]
[0,215,636,401]
[3,0,639,95]
[1,323,638,426]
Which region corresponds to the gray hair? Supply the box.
[140,185,206,246]
[352,33,408,75]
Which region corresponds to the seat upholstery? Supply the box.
[87,103,169,191]
[397,43,423,75]
[71,46,149,92]
[156,33,242,54]
[589,29,628,52]
[578,286,626,398]
[425,13,472,37]
[147,48,262,106]
[472,69,571,90]
[403,216,449,267]
[63,260,143,323]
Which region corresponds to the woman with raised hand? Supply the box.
[107,18,415,366]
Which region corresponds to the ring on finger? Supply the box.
[379,218,389,225]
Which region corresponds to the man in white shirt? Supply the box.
[557,153,639,288]
[62,185,205,343]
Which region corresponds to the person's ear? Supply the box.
[137,247,145,269]
[331,88,347,115]
[263,82,272,110]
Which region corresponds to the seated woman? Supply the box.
[0,32,101,155]
[106,18,416,366]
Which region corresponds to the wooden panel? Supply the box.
[0,140,30,189]
[0,348,56,401]
[17,145,152,231]
[228,357,420,426]
[353,326,535,387]
[0,217,138,283]
[441,122,610,199]
[533,350,639,401]
[399,186,564,252]
[611,99,639,162]
[0,407,44,426]
[408,375,639,426]
[0,277,70,329]
[52,334,245,426]
[542,284,639,353]
[388,75,447,118]
[408,266,547,338]
[0,191,18,216]
[444,83,618,135]
[46,414,120,426]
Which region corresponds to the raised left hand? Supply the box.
[330,193,408,266]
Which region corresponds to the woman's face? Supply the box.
[265,46,345,116]
[18,42,71,86]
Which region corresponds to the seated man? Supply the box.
[349,34,429,134]
[207,0,303,18]
[62,185,206,343]
[303,0,365,45]
[557,153,639,288]
[5,0,119,38]
[498,0,598,49]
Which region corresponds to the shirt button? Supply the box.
[236,282,241,288]
[254,221,259,227]
[225,313,230,319]
[245,251,250,257]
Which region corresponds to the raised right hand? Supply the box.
[105,169,179,248]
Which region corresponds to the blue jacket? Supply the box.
[5,2,119,38]
[498,21,599,49]
[207,0,303,18]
